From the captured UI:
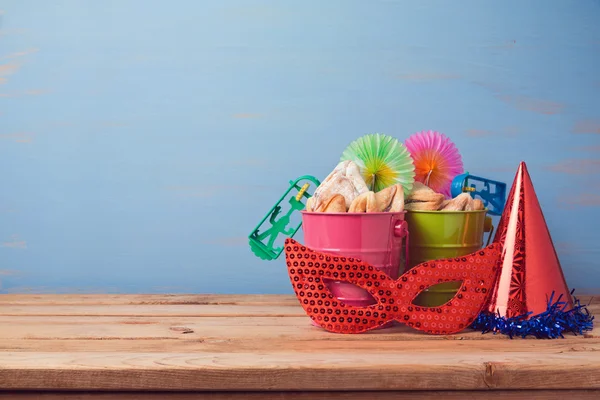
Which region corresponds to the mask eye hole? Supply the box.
[322,278,377,307]
[411,281,463,307]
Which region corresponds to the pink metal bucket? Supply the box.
[301,211,409,327]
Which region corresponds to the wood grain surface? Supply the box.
[0,294,598,397]
[1,390,600,399]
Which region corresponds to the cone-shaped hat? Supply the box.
[486,162,572,318]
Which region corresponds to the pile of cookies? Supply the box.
[305,161,485,214]
[405,182,484,211]
[306,161,405,213]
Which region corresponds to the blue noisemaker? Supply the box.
[451,172,507,216]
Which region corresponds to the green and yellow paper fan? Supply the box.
[340,133,415,194]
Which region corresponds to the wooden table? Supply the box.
[0,294,598,399]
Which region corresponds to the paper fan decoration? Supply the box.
[404,130,463,197]
[340,133,415,194]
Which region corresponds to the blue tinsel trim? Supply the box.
[470,290,594,339]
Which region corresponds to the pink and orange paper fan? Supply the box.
[404,130,463,197]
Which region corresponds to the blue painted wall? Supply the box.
[1,0,599,294]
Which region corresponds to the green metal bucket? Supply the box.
[405,210,494,307]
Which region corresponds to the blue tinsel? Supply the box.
[470,290,594,339]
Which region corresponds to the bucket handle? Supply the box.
[394,220,410,274]
[484,215,495,247]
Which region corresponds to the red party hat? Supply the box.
[486,162,572,318]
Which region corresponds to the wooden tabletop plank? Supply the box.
[4,337,599,354]
[1,390,600,400]
[0,304,306,317]
[0,316,598,345]
[0,294,304,306]
[1,390,599,400]
[2,350,599,391]
[2,314,598,348]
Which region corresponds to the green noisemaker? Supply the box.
[248,175,320,261]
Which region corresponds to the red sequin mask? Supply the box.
[284,238,501,334]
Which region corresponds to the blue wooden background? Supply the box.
[1,0,599,294]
